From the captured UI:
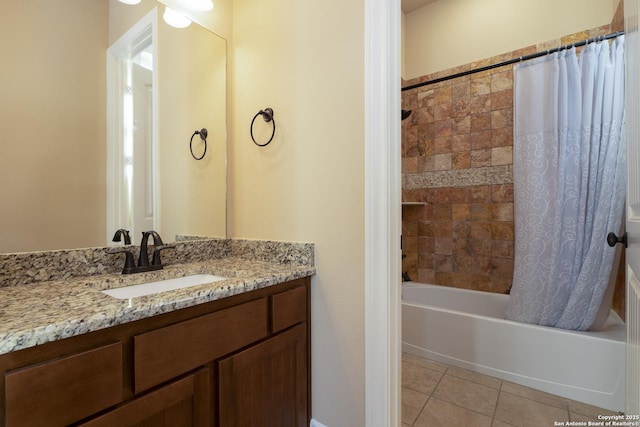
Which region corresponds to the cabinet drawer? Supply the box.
[271,285,307,333]
[134,298,268,393]
[5,341,123,427]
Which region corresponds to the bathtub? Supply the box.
[402,282,626,412]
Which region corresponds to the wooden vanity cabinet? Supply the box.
[0,277,310,427]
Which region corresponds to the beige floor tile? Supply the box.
[567,399,618,419]
[492,420,517,427]
[402,387,429,425]
[403,352,449,372]
[495,392,569,427]
[432,374,500,416]
[402,423,412,427]
[414,397,492,427]
[446,365,502,389]
[501,381,568,410]
[402,359,444,395]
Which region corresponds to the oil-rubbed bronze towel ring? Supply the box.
[190,128,208,160]
[250,108,276,147]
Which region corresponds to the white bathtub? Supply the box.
[402,282,626,412]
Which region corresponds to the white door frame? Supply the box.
[364,0,402,425]
[106,8,159,245]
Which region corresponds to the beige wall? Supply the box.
[229,0,366,424]
[158,19,227,240]
[0,0,108,252]
[403,0,617,79]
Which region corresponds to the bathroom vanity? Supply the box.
[0,239,314,427]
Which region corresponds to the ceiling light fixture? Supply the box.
[117,0,142,4]
[163,7,192,28]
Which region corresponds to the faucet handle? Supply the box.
[151,243,176,266]
[105,247,136,274]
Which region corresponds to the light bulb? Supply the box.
[163,7,192,28]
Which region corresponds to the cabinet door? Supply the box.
[78,368,210,427]
[218,324,308,427]
[4,342,123,427]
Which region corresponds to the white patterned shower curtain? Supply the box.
[505,36,626,331]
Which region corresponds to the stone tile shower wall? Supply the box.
[401,20,624,305]
[401,65,515,293]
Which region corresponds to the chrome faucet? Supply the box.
[106,230,175,274]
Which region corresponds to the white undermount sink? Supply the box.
[101,274,227,299]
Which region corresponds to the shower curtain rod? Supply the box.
[401,30,625,92]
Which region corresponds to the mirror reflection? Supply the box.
[0,0,227,252]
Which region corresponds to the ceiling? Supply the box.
[401,0,437,14]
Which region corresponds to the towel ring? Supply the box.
[250,108,276,147]
[190,128,208,160]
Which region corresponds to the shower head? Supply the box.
[401,109,412,121]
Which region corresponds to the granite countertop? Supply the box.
[0,255,315,355]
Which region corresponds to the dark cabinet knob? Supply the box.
[607,232,627,248]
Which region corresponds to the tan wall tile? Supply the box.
[452,81,471,100]
[434,86,452,104]
[452,134,471,152]
[433,221,453,238]
[492,240,514,259]
[419,252,435,269]
[452,99,471,119]
[471,75,491,96]
[434,153,452,170]
[471,130,492,149]
[471,113,492,131]
[492,222,514,240]
[453,255,473,273]
[418,155,435,172]
[471,94,492,113]
[435,119,453,137]
[471,185,491,203]
[491,203,514,221]
[471,149,491,168]
[435,255,453,272]
[435,136,452,154]
[452,221,471,238]
[491,71,513,92]
[492,184,514,202]
[471,222,492,240]
[491,108,513,129]
[453,152,471,170]
[492,146,513,166]
[453,238,472,256]
[492,127,513,147]
[490,90,513,111]
[402,157,418,174]
[453,115,471,135]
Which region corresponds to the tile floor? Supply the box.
[402,353,619,427]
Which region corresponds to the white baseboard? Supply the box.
[310,419,328,427]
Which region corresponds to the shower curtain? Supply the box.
[505,36,626,331]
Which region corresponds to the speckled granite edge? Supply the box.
[0,238,313,287]
[0,257,315,354]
